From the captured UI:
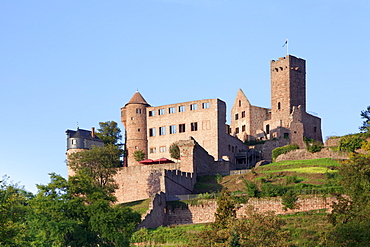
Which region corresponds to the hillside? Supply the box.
[195,158,343,196]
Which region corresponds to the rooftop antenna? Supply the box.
[282,38,289,55]
[77,122,79,129]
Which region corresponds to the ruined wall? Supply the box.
[275,148,348,162]
[114,163,180,203]
[165,195,337,226]
[164,170,196,201]
[260,138,290,162]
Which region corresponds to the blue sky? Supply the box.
[1,0,369,193]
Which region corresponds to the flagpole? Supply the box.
[286,38,289,55]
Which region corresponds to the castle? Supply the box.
[67,55,322,203]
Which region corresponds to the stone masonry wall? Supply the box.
[165,195,337,226]
[275,148,348,162]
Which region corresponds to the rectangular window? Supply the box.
[170,125,176,134]
[149,110,155,117]
[159,126,166,135]
[202,102,210,109]
[235,127,239,134]
[150,147,156,154]
[235,113,239,120]
[242,125,246,132]
[136,109,142,114]
[190,104,197,111]
[179,124,186,133]
[179,105,185,112]
[241,111,245,118]
[158,109,165,115]
[149,128,156,137]
[169,107,175,114]
[72,139,77,145]
[159,146,166,153]
[191,122,198,131]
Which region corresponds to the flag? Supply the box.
[282,38,288,47]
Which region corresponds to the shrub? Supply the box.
[272,144,299,161]
[215,173,222,183]
[282,190,299,210]
[304,138,323,153]
[243,180,259,197]
[260,183,286,197]
[285,175,299,185]
[338,134,365,152]
[169,142,180,160]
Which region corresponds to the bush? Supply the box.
[272,144,299,161]
[243,180,259,197]
[260,183,286,197]
[169,142,180,160]
[338,134,365,152]
[282,190,299,210]
[304,138,323,153]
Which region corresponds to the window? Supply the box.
[169,107,175,114]
[266,124,270,134]
[241,111,245,118]
[158,109,165,115]
[138,128,141,132]
[136,109,142,114]
[190,104,197,111]
[150,147,156,154]
[235,113,239,120]
[159,146,166,153]
[314,127,317,133]
[239,100,241,107]
[170,125,176,134]
[235,127,239,134]
[202,102,210,109]
[191,122,198,131]
[284,133,289,139]
[179,124,185,133]
[278,102,281,110]
[159,126,166,135]
[149,110,155,117]
[72,139,77,145]
[149,128,156,137]
[242,125,246,132]
[135,146,138,149]
[179,105,185,112]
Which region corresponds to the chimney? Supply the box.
[91,127,95,138]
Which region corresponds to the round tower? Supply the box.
[121,91,150,166]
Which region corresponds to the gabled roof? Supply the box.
[126,91,150,106]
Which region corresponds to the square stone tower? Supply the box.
[270,55,306,122]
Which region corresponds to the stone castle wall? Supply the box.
[140,195,338,228]
[275,148,348,162]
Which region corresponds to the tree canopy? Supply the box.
[360,105,370,133]
[96,121,122,146]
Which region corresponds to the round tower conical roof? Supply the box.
[125,91,150,106]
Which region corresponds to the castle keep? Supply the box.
[67,55,322,203]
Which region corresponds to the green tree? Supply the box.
[360,105,370,133]
[133,150,145,162]
[96,121,122,145]
[214,188,236,230]
[68,144,122,202]
[327,143,370,245]
[169,142,180,160]
[27,173,141,247]
[0,177,31,246]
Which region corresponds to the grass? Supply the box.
[130,223,207,246]
[122,198,150,215]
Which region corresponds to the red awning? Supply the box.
[153,158,175,164]
[139,159,154,164]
